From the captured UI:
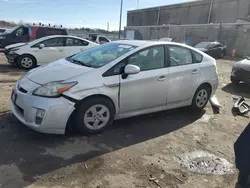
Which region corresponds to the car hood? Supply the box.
[25,59,93,85]
[236,58,250,71]
[5,42,27,50]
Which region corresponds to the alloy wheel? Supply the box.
[20,57,33,68]
[196,89,208,108]
[84,104,110,130]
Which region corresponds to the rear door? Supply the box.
[166,45,202,105]
[30,37,66,64]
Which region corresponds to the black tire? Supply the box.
[191,85,211,111]
[18,55,36,69]
[220,51,225,59]
[75,97,115,134]
[231,76,240,84]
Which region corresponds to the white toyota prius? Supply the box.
[10,40,219,134]
[5,35,97,69]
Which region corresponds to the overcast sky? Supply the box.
[0,0,195,30]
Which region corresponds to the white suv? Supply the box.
[11,40,219,134]
[4,35,97,69]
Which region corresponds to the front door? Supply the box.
[119,45,169,113]
[31,37,66,64]
[166,45,201,104]
[13,26,29,44]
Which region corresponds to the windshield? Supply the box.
[194,42,211,49]
[4,26,20,34]
[68,43,137,68]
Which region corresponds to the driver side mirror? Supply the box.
[124,64,140,75]
[39,44,45,49]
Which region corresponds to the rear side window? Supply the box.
[168,46,192,67]
[66,38,89,46]
[168,45,203,66]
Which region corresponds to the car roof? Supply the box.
[28,35,94,45]
[113,40,188,48]
[198,41,221,44]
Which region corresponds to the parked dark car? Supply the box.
[0,28,6,34]
[194,41,226,58]
[231,57,250,85]
[0,24,68,48]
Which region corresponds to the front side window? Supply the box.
[128,46,165,71]
[68,43,137,68]
[66,38,89,46]
[169,46,192,67]
[34,37,65,47]
[16,27,26,36]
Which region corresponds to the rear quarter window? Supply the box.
[192,50,203,63]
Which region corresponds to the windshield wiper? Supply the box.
[66,57,92,67]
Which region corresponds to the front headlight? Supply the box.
[0,36,5,39]
[33,81,77,97]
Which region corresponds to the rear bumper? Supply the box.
[211,77,219,96]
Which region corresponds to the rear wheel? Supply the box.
[75,97,115,134]
[191,85,211,111]
[18,55,36,69]
[220,51,225,59]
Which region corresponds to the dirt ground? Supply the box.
[0,53,250,188]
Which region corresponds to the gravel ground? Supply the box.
[0,53,250,188]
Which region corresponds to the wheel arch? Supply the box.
[19,53,37,65]
[75,94,117,112]
[193,82,212,99]
[65,94,117,133]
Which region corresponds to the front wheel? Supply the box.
[191,86,211,111]
[18,55,36,69]
[75,98,115,134]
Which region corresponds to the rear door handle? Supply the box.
[158,76,167,81]
[192,69,198,74]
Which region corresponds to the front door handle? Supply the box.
[158,76,167,81]
[192,69,198,74]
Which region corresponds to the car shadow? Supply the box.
[222,83,250,98]
[0,107,205,187]
[0,64,26,73]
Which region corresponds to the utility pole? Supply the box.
[207,0,214,23]
[107,22,109,31]
[119,0,123,39]
[137,0,139,9]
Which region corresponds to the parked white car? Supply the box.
[11,40,218,134]
[87,33,111,44]
[4,35,98,69]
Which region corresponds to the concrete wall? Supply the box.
[127,0,250,26]
[125,23,250,57]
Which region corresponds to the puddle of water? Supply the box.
[177,151,236,175]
